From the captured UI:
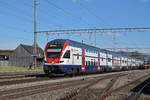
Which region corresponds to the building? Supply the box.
[9,44,43,67]
[0,50,14,66]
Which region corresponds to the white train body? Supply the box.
[43,39,143,74]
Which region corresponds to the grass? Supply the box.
[0,66,43,71]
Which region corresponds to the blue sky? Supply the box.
[0,0,150,53]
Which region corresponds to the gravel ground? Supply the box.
[71,79,113,100]
[1,70,150,100]
[112,70,150,90]
[0,71,125,91]
[0,70,43,73]
[105,69,150,100]
[14,85,84,100]
[0,77,36,82]
[0,70,43,76]
[139,93,150,100]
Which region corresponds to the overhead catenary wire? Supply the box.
[0,0,62,32]
[113,32,147,53]
[0,1,33,19]
[37,27,150,34]
[45,0,94,27]
[78,2,112,27]
[0,23,32,33]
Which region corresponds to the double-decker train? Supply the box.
[143,60,150,69]
[43,39,143,75]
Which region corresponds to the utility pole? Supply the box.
[33,0,37,68]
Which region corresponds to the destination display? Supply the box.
[47,49,61,52]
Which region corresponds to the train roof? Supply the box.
[48,39,107,52]
[48,39,142,61]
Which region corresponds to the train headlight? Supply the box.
[59,61,64,63]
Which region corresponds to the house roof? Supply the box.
[20,44,43,58]
[0,50,14,56]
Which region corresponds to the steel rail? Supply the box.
[125,78,150,100]
[98,73,150,100]
[0,71,43,77]
[0,77,57,86]
[93,76,119,100]
[0,78,91,100]
[0,74,121,100]
[60,74,126,100]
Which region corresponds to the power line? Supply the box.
[37,27,150,34]
[45,0,93,27]
[0,4,33,24]
[22,1,33,8]
[12,0,33,8]
[116,32,146,51]
[0,23,32,33]
[36,7,66,29]
[79,3,112,26]
[105,48,150,50]
[39,0,91,29]
[0,1,33,19]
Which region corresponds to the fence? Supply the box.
[0,61,9,66]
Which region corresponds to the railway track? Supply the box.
[124,77,150,100]
[0,75,26,80]
[94,76,119,100]
[59,72,150,100]
[0,71,43,77]
[0,73,46,80]
[0,73,123,100]
[0,70,149,100]
[0,78,88,100]
[97,73,150,100]
[0,76,57,86]
[0,71,127,86]
[60,73,126,100]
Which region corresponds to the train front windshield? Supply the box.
[144,61,150,65]
[46,43,63,58]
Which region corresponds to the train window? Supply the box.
[94,59,96,66]
[91,61,93,66]
[88,61,90,66]
[123,60,125,63]
[101,58,104,61]
[63,50,70,58]
[77,54,79,59]
[86,61,88,66]
[96,62,98,66]
[107,58,111,62]
[85,49,87,52]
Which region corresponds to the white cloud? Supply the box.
[72,0,90,3]
[141,0,149,3]
[84,0,90,2]
[72,0,78,3]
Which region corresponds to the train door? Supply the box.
[71,48,74,64]
[106,52,108,71]
[98,53,100,71]
[82,48,85,72]
[112,56,114,70]
[127,59,128,70]
[120,57,122,70]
